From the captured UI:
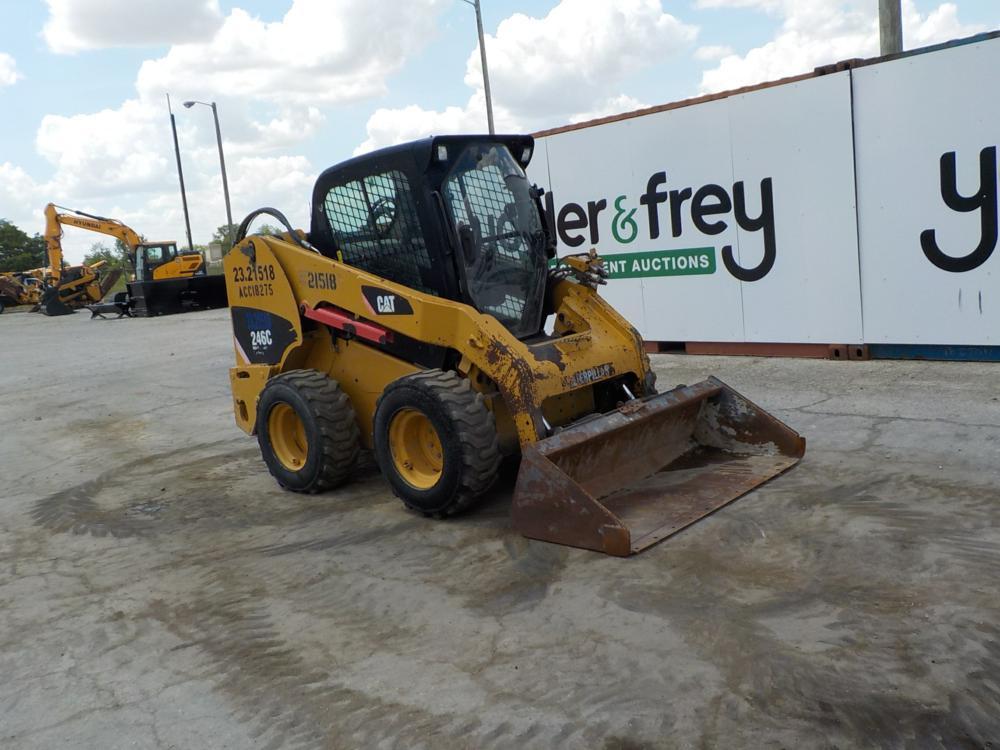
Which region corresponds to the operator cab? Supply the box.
[310,135,555,340]
[135,242,179,281]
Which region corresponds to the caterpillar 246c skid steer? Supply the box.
[224,135,804,556]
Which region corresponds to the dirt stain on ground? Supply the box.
[600,462,1000,748]
[29,441,384,540]
[15,399,1000,748]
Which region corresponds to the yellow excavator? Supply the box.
[0,217,116,316]
[0,273,44,313]
[223,135,805,556]
[42,203,228,316]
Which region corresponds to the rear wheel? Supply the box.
[374,370,501,516]
[257,370,360,493]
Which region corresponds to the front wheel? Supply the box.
[256,370,360,493]
[374,370,501,517]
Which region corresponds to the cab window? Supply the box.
[322,170,435,294]
[143,244,177,264]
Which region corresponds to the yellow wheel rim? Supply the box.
[268,402,309,471]
[388,408,444,490]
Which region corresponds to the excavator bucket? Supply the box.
[98,268,123,298]
[511,377,805,556]
[37,286,74,316]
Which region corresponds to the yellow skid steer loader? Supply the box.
[224,135,804,556]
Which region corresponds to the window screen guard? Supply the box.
[322,170,435,295]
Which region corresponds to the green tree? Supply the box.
[210,222,282,253]
[212,224,239,253]
[0,219,46,272]
[83,241,129,271]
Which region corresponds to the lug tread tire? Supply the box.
[258,370,360,493]
[375,369,501,517]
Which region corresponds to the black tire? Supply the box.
[257,370,360,493]
[374,370,501,517]
[0,300,5,314]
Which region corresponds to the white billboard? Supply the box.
[531,71,863,344]
[853,37,1000,345]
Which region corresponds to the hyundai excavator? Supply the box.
[223,135,805,556]
[42,203,228,316]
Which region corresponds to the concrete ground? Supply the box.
[1,308,998,750]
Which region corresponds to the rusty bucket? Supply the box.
[511,377,805,556]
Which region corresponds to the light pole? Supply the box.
[461,0,494,134]
[879,0,903,55]
[183,100,234,250]
[165,94,195,253]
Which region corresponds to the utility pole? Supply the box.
[166,94,195,252]
[462,0,495,134]
[879,0,903,56]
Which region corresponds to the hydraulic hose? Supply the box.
[235,207,317,253]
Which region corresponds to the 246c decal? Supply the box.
[250,329,273,348]
[231,307,298,365]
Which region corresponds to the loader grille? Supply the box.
[322,170,436,295]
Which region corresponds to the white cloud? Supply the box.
[248,107,326,154]
[694,44,734,61]
[698,0,985,93]
[467,0,697,119]
[906,2,981,47]
[355,91,511,155]
[43,0,224,54]
[5,0,453,262]
[137,0,447,105]
[16,96,319,263]
[358,0,695,153]
[0,53,21,87]
[0,163,43,232]
[229,155,314,227]
[695,0,781,9]
[37,100,170,197]
[2,104,183,261]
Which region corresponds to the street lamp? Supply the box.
[183,100,234,250]
[460,0,495,134]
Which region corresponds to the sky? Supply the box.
[0,0,996,263]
